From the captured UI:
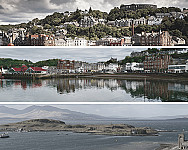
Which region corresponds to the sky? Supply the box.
[0,0,187,25]
[0,47,145,62]
[4,104,188,119]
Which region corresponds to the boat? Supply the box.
[0,133,10,138]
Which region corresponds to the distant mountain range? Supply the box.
[0,105,188,125]
[0,105,109,123]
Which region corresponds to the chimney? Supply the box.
[132,20,134,36]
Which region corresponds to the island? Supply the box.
[0,119,158,136]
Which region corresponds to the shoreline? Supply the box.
[2,73,188,83]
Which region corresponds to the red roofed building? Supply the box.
[26,67,47,74]
[21,65,28,72]
[9,64,28,74]
[9,68,22,73]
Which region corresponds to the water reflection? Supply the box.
[0,78,188,102]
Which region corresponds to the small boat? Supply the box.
[0,133,10,138]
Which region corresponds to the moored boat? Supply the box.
[0,133,10,138]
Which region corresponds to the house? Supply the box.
[147,16,163,25]
[63,21,79,28]
[115,17,146,27]
[79,16,98,27]
[106,21,115,26]
[172,37,186,46]
[156,12,186,19]
[26,67,47,74]
[122,37,132,46]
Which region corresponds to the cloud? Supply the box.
[0,0,186,25]
[0,47,145,63]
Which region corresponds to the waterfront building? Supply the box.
[27,34,55,46]
[57,60,75,73]
[122,62,144,72]
[143,54,172,73]
[132,31,174,46]
[25,67,47,74]
[168,62,188,73]
[109,38,125,46]
[105,63,119,73]
[122,37,132,46]
[0,68,8,74]
[74,37,88,46]
[55,37,88,46]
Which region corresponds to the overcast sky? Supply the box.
[4,104,188,119]
[0,47,145,62]
[0,0,187,25]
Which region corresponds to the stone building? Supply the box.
[143,54,172,73]
[132,31,174,46]
[27,34,55,46]
[57,60,75,73]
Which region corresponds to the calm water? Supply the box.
[0,120,187,150]
[0,78,187,102]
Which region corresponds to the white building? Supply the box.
[123,62,144,72]
[147,16,163,25]
[168,63,188,73]
[74,37,88,46]
[105,63,119,73]
[0,68,8,74]
[122,37,132,46]
[55,37,88,46]
[115,17,147,27]
[79,16,98,27]
[172,37,186,45]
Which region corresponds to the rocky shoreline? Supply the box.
[0,119,158,136]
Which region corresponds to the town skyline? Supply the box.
[0,0,187,25]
